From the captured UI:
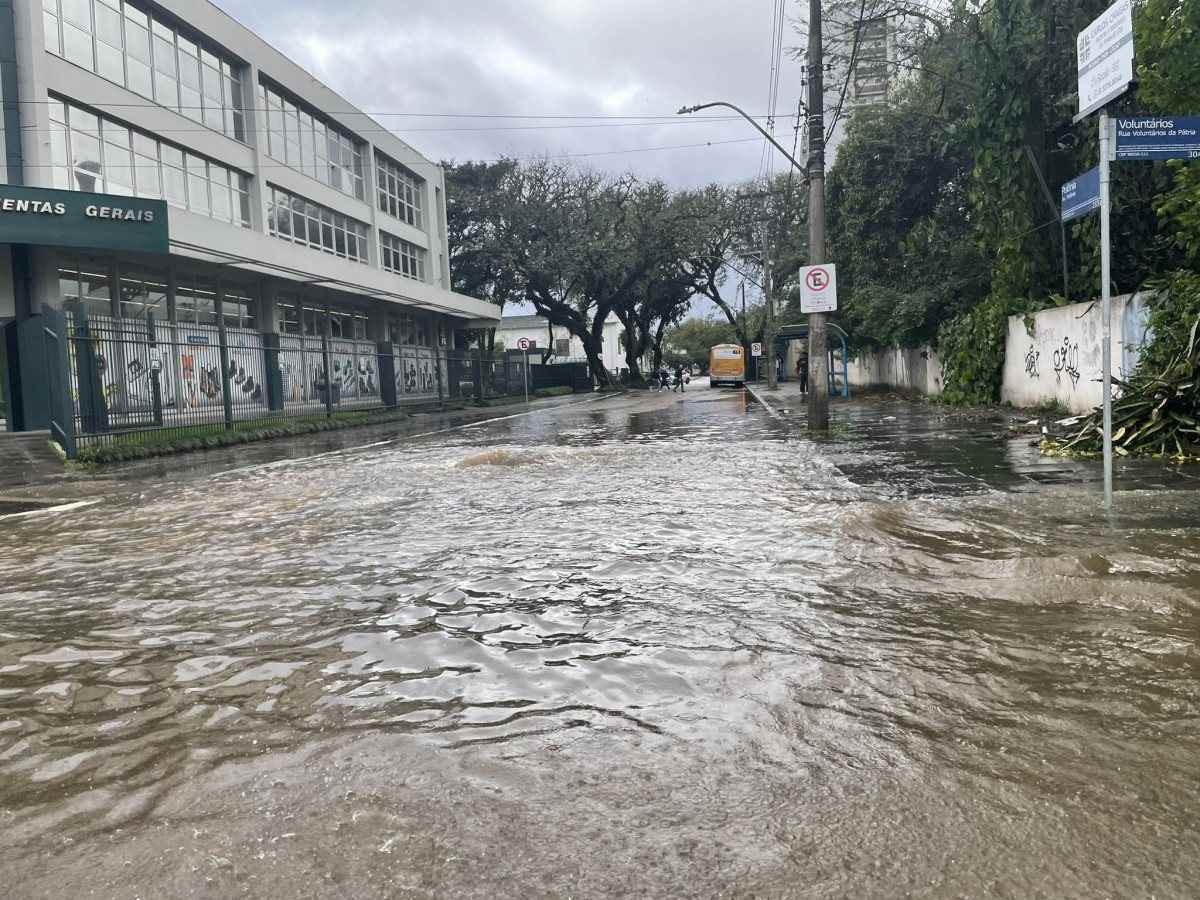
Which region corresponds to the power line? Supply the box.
[0,98,773,121]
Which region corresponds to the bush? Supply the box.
[938,296,1016,406]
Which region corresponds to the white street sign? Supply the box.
[1076,0,1133,119]
[800,263,837,313]
[516,337,532,351]
[750,342,763,357]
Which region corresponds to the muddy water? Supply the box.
[1,394,1199,898]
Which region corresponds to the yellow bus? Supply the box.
[708,344,746,387]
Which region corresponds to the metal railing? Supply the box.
[50,312,593,456]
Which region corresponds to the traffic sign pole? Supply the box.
[1100,112,1114,509]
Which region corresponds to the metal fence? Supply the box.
[54,309,594,455]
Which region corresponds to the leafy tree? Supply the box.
[663,316,742,369]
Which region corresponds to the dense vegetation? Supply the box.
[827,0,1200,403]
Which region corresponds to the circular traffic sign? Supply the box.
[517,337,531,351]
[805,266,831,292]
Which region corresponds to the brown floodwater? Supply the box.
[1,390,1198,898]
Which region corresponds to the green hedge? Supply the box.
[75,409,410,465]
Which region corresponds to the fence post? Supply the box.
[146,310,163,427]
[41,305,77,459]
[435,344,445,408]
[262,332,284,412]
[473,345,484,403]
[72,305,109,434]
[215,310,233,431]
[379,341,396,408]
[321,333,334,418]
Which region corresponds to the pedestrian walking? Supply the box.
[658,367,671,391]
[673,363,685,393]
[796,354,809,393]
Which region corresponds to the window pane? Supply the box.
[187,173,208,213]
[44,11,61,54]
[62,21,93,69]
[95,2,121,47]
[97,41,125,84]
[163,164,186,207]
[134,153,161,198]
[61,0,90,29]
[103,141,133,194]
[127,59,153,98]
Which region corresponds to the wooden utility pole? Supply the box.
[806,0,830,429]
[763,223,777,390]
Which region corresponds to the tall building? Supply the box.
[0,0,499,436]
[821,6,898,157]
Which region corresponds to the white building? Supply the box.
[1,0,499,433]
[493,312,625,376]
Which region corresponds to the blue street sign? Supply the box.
[1062,167,1101,222]
[1114,116,1200,160]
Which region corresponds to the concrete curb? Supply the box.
[745,384,783,420]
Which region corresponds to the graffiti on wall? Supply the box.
[1024,346,1040,378]
[1052,337,1081,389]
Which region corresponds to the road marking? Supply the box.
[0,498,102,521]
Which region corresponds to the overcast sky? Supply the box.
[212,0,808,190]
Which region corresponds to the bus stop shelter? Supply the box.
[772,322,850,399]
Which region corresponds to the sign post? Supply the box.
[517,337,531,403]
[1061,167,1101,222]
[1100,112,1114,508]
[1075,0,1133,511]
[799,264,838,314]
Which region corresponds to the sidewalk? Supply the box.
[745,380,811,417]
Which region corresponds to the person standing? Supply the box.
[796,353,809,393]
[672,362,685,393]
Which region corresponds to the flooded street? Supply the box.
[2,387,1199,898]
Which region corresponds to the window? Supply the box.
[556,338,571,357]
[260,80,364,200]
[379,232,426,281]
[175,275,217,326]
[278,301,301,335]
[220,287,257,330]
[43,0,246,142]
[266,185,369,263]
[375,153,424,227]
[49,96,251,228]
[118,266,166,319]
[58,257,113,319]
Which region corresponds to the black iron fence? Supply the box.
[48,308,593,456]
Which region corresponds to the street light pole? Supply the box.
[678,102,805,394]
[806,0,830,430]
[677,102,808,177]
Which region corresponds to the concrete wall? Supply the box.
[846,345,944,396]
[1000,294,1150,414]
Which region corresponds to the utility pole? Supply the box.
[806,0,830,429]
[762,222,777,390]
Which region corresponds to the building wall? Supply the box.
[846,345,944,396]
[7,0,497,325]
[494,314,624,374]
[1001,294,1150,414]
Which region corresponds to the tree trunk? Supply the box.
[580,332,610,387]
[650,317,669,371]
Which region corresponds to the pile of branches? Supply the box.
[1049,318,1200,460]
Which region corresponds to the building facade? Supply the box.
[0,0,499,435]
[493,313,625,377]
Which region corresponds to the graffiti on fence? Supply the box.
[1024,346,1040,378]
[1052,338,1081,389]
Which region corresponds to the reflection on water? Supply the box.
[1,397,1199,896]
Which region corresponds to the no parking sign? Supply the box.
[800,264,837,313]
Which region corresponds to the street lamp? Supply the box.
[679,100,807,392]
[677,102,808,176]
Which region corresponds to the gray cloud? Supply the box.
[212,0,808,187]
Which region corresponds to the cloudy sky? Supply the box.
[212,0,808,189]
